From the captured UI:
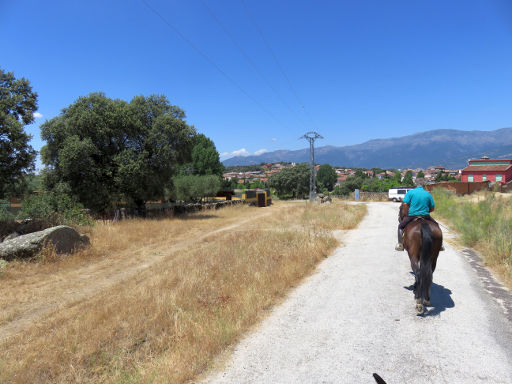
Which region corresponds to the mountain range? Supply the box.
[222,128,512,169]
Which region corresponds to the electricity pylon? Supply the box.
[300,131,323,201]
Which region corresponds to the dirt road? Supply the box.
[205,202,512,383]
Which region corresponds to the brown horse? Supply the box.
[399,203,442,314]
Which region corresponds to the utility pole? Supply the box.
[300,131,323,201]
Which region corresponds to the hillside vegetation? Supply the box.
[433,189,512,287]
[0,201,366,383]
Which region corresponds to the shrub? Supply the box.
[173,175,220,203]
[0,200,15,222]
[18,191,93,227]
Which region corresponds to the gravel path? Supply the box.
[204,202,512,384]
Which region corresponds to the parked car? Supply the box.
[388,187,413,202]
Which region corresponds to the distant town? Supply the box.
[223,157,512,188]
[224,163,460,186]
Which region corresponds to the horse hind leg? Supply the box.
[413,269,425,314]
[424,280,432,306]
[424,293,431,307]
[415,299,425,314]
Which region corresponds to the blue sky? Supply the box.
[2,0,512,166]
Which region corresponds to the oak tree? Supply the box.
[317,164,338,191]
[0,69,37,198]
[41,93,196,211]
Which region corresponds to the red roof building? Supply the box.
[460,158,512,184]
[336,174,348,183]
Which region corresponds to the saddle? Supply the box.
[407,216,424,227]
[401,215,427,232]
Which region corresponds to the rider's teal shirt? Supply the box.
[403,186,435,216]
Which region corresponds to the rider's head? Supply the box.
[415,178,426,187]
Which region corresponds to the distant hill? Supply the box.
[222,128,512,169]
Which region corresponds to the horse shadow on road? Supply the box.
[404,280,455,316]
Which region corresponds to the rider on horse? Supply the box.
[395,178,444,251]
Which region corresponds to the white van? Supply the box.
[388,187,413,202]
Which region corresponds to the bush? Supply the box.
[18,191,93,227]
[173,175,220,203]
[0,200,15,222]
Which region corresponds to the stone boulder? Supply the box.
[316,194,332,204]
[0,225,90,261]
[3,232,20,242]
[322,195,332,204]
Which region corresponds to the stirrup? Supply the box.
[395,243,404,251]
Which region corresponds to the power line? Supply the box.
[138,0,289,129]
[199,0,307,130]
[241,0,318,130]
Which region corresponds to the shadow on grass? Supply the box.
[404,280,455,316]
[179,214,219,221]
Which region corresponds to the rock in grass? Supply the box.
[3,232,21,242]
[0,226,90,261]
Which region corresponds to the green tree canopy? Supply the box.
[417,170,425,179]
[189,134,224,176]
[268,163,309,198]
[173,174,220,203]
[41,93,196,211]
[334,171,412,196]
[41,93,131,211]
[249,179,267,189]
[316,164,338,191]
[115,95,195,208]
[333,175,366,196]
[403,170,414,186]
[435,172,457,182]
[0,69,37,198]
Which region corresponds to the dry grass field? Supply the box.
[0,201,366,384]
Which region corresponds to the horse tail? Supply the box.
[418,221,433,302]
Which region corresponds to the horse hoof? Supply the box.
[424,300,430,306]
[415,303,424,314]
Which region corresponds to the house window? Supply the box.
[468,174,473,182]
[496,174,502,182]
[482,174,486,181]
